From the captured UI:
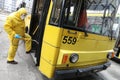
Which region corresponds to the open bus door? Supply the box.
[28,0,120,79]
[29,0,51,66]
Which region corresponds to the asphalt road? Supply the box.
[0,13,120,80]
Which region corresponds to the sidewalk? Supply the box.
[0,13,43,80]
[0,11,8,21]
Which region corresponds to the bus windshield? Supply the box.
[49,0,119,38]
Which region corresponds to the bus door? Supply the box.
[29,0,51,66]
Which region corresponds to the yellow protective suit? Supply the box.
[4,8,31,61]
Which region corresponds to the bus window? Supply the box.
[49,0,82,27]
[58,0,119,38]
[86,0,117,35]
[49,0,119,39]
[63,0,81,27]
[49,0,62,25]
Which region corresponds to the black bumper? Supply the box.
[55,62,111,79]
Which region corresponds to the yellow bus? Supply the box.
[26,0,119,79]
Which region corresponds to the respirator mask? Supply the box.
[20,14,26,20]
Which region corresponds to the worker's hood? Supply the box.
[15,8,27,20]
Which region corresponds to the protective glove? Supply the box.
[14,34,22,39]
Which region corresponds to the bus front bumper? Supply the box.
[55,62,111,79]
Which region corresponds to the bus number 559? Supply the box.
[62,36,77,45]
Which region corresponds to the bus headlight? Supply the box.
[69,54,79,63]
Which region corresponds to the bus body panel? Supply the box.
[39,25,63,78]
[60,29,115,51]
[38,1,60,78]
[57,49,108,66]
[56,28,114,67]
[40,57,55,78]
[39,26,114,78]
[42,25,63,47]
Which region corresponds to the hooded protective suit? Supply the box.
[4,8,31,61]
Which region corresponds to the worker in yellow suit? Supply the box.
[4,8,31,64]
